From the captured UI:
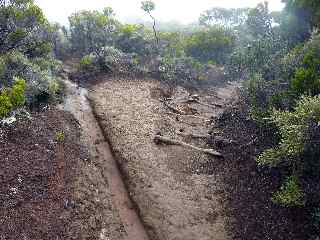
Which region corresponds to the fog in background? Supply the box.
[35,0,285,25]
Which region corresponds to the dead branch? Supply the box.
[154,135,223,157]
[177,132,210,139]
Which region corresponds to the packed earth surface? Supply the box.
[89,77,239,240]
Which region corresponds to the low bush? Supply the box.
[272,175,305,206]
[290,51,320,96]
[0,90,13,118]
[0,78,26,118]
[76,46,144,80]
[0,51,62,105]
[258,95,320,206]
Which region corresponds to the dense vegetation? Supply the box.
[0,0,63,111]
[1,0,319,238]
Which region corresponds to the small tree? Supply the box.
[141,1,159,47]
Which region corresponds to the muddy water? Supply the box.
[60,80,149,240]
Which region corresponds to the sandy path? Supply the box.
[90,79,238,240]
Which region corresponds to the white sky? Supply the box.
[35,0,285,25]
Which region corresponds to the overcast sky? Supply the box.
[35,0,285,25]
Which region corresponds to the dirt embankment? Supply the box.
[0,84,126,239]
[0,109,112,239]
[89,78,239,240]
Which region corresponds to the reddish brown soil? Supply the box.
[0,110,85,239]
[0,108,126,240]
[210,102,313,240]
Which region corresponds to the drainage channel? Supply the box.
[61,80,150,240]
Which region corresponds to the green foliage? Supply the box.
[116,24,153,56]
[10,77,26,107]
[141,1,155,13]
[76,46,143,79]
[0,77,26,118]
[0,0,47,55]
[257,96,320,207]
[0,51,61,104]
[245,73,289,122]
[258,95,320,167]
[69,9,119,55]
[80,54,95,71]
[0,0,61,108]
[272,175,305,207]
[184,26,235,64]
[275,10,310,47]
[56,131,65,142]
[237,32,320,123]
[0,89,13,118]
[158,31,185,58]
[291,52,320,96]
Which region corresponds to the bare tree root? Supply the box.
[154,135,223,157]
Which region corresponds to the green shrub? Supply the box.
[80,55,95,70]
[0,78,26,118]
[291,52,320,96]
[246,73,273,122]
[272,175,305,207]
[1,51,61,105]
[258,95,320,166]
[0,90,13,118]
[10,77,26,108]
[56,131,65,142]
[184,26,236,64]
[77,46,141,78]
[258,95,320,206]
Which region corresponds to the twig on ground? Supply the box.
[154,134,223,157]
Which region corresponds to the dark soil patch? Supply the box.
[209,102,313,240]
[0,110,87,240]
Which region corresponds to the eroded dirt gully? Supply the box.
[60,79,149,240]
[89,78,239,240]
